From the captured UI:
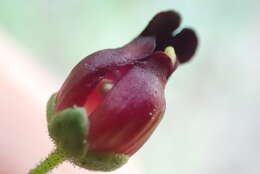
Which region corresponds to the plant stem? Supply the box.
[29,148,65,174]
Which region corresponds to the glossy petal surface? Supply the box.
[87,53,171,155]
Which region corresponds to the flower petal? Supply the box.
[56,37,155,111]
[140,10,180,37]
[87,52,173,155]
[169,28,198,63]
[139,10,198,64]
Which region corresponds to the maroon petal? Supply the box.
[139,10,198,64]
[87,52,172,155]
[169,28,198,63]
[56,36,155,111]
[140,10,181,38]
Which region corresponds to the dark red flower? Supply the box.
[47,10,198,171]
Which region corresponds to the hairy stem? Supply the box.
[29,149,65,174]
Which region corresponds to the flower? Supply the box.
[47,10,198,171]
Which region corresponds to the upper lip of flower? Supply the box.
[55,9,198,118]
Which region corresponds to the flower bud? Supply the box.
[47,10,198,171]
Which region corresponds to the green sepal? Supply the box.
[47,94,88,159]
[46,94,129,171]
[46,93,57,123]
[74,151,129,171]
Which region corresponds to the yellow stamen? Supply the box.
[164,46,177,64]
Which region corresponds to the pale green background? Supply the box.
[1,0,259,173]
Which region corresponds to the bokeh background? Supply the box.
[1,0,259,174]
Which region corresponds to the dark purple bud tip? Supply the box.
[49,10,198,171]
[140,10,198,64]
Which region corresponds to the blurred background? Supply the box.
[0,0,259,174]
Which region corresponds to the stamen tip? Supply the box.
[164,46,177,64]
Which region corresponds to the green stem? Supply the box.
[29,149,65,174]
